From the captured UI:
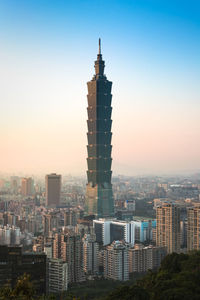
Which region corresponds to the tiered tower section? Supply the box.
[85,40,114,217]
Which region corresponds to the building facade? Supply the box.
[0,225,21,245]
[129,244,167,273]
[64,210,78,227]
[156,203,180,253]
[187,206,200,251]
[82,234,99,275]
[43,213,58,237]
[85,40,114,217]
[48,258,68,294]
[45,173,61,207]
[110,221,135,245]
[93,219,111,245]
[104,241,129,281]
[61,233,85,283]
[21,177,34,196]
[133,219,156,243]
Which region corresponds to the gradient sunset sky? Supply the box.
[0,0,200,176]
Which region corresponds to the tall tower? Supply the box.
[85,39,114,218]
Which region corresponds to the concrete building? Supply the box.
[44,244,52,259]
[110,220,135,245]
[104,241,129,281]
[93,219,135,245]
[21,177,34,196]
[187,206,200,251]
[129,244,167,273]
[85,39,114,217]
[156,203,180,253]
[64,210,78,226]
[0,225,21,245]
[82,234,99,275]
[53,233,62,259]
[45,173,61,207]
[133,219,156,243]
[61,233,85,283]
[93,219,111,245]
[48,259,68,294]
[43,213,58,237]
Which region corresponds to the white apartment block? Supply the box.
[104,241,129,281]
[48,258,68,294]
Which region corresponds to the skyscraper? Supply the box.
[187,206,200,251]
[85,39,114,217]
[21,177,34,196]
[45,173,61,207]
[156,203,180,253]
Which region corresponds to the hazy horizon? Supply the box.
[1,1,200,176]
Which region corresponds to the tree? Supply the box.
[0,274,34,300]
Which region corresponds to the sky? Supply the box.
[0,0,200,176]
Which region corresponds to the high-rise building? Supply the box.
[133,219,156,243]
[61,233,85,283]
[82,234,99,275]
[45,173,61,207]
[110,220,135,245]
[44,244,52,259]
[43,213,58,236]
[129,244,167,273]
[64,210,78,227]
[21,177,34,196]
[187,206,200,251]
[48,258,68,294]
[0,225,21,245]
[93,219,111,245]
[93,219,135,245]
[53,233,62,259]
[85,39,114,218]
[156,203,180,253]
[104,241,129,281]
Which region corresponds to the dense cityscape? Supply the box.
[1,1,200,299]
[1,168,200,298]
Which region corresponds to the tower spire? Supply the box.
[99,38,101,55]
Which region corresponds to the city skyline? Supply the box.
[1,0,200,176]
